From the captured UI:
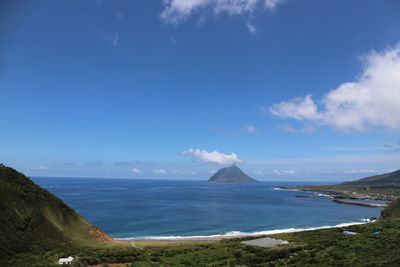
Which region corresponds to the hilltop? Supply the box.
[0,164,112,263]
[208,165,257,183]
[342,169,400,185]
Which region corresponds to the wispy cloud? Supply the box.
[116,11,125,22]
[101,32,119,46]
[321,146,381,152]
[249,153,400,165]
[153,169,168,174]
[182,148,243,164]
[273,169,296,175]
[209,125,258,135]
[276,124,314,133]
[169,170,196,175]
[131,167,142,174]
[269,43,400,132]
[160,0,285,24]
[87,160,104,167]
[246,22,256,35]
[383,141,400,153]
[253,170,265,176]
[114,161,142,167]
[31,165,49,171]
[345,169,379,174]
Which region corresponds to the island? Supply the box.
[208,165,257,183]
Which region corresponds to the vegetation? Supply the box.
[288,169,400,200]
[0,164,111,266]
[381,198,400,220]
[2,164,400,266]
[208,165,257,182]
[343,169,400,185]
[7,219,400,266]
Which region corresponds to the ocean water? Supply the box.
[32,178,384,239]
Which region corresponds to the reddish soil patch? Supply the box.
[88,226,113,242]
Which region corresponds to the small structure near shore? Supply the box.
[242,237,288,248]
[58,256,73,265]
[342,231,358,235]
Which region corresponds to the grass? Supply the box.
[8,219,400,266]
[291,184,400,200]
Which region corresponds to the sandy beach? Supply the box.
[117,220,370,244]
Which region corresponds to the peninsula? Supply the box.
[282,169,400,202]
[208,165,257,183]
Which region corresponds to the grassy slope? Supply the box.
[0,165,112,266]
[343,170,400,185]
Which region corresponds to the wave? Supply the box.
[273,187,300,192]
[115,219,369,240]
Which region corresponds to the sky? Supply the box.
[1,0,400,181]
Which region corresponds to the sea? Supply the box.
[32,177,385,239]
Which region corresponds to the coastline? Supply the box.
[276,186,394,201]
[276,186,391,206]
[115,220,370,243]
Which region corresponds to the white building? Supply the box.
[58,256,74,265]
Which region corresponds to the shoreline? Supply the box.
[276,186,393,201]
[115,220,370,243]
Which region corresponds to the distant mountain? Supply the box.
[0,164,111,261]
[208,165,257,183]
[343,169,400,185]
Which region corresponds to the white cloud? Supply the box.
[101,33,119,46]
[31,165,49,171]
[276,124,314,133]
[270,44,400,132]
[209,125,258,135]
[131,167,142,174]
[273,169,296,175]
[87,160,104,167]
[270,95,320,121]
[161,0,285,24]
[244,125,258,133]
[253,170,265,176]
[246,22,256,35]
[169,170,196,175]
[182,148,243,164]
[153,169,168,174]
[345,169,378,174]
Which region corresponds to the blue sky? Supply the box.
[1,0,400,181]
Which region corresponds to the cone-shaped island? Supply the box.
[208,165,257,183]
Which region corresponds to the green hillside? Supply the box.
[342,169,400,185]
[0,164,111,263]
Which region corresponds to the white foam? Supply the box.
[115,220,369,240]
[272,187,300,192]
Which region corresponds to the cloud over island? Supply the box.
[182,148,243,164]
